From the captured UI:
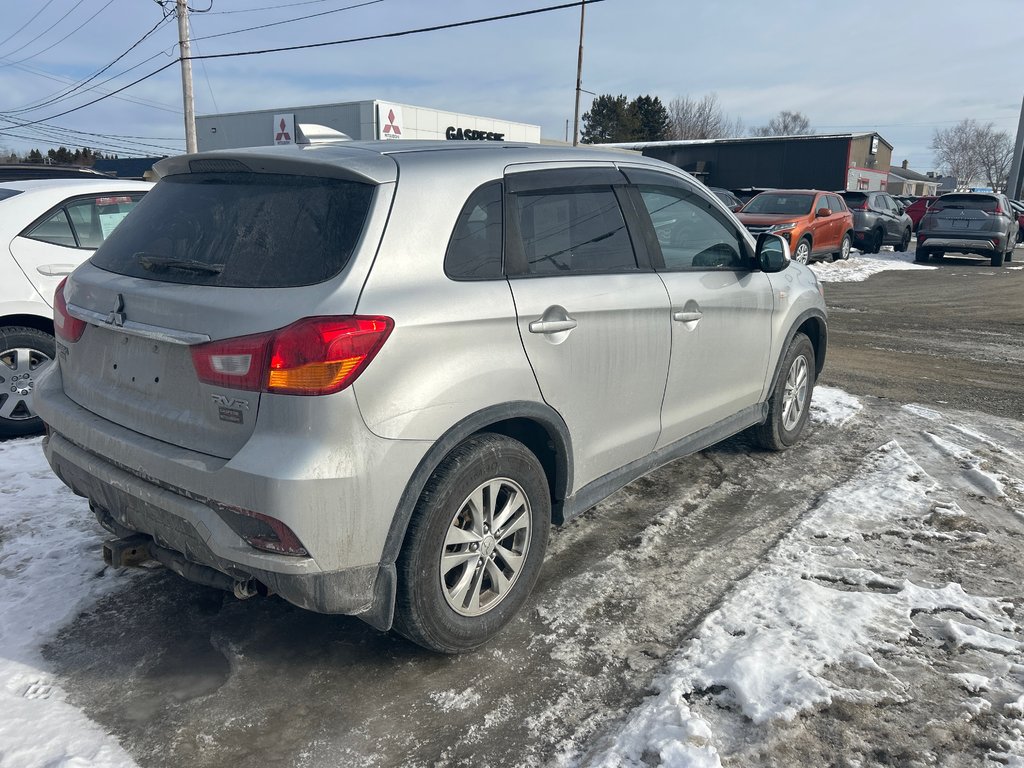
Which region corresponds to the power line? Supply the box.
[189,0,384,43]
[1,56,182,115]
[4,14,177,116]
[0,0,112,67]
[0,0,59,54]
[11,1,604,128]
[206,0,348,15]
[187,0,605,60]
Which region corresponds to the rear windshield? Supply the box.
[839,192,866,203]
[742,193,814,215]
[0,188,23,202]
[90,172,374,287]
[930,195,999,212]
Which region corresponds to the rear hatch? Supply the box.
[927,194,1002,235]
[59,157,388,459]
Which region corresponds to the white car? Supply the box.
[1,178,151,437]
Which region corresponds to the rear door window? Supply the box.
[512,187,637,276]
[90,172,374,287]
[24,193,145,249]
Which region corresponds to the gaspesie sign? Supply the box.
[445,126,505,141]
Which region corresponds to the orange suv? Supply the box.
[737,189,854,264]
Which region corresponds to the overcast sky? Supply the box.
[1,0,1021,172]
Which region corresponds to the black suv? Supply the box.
[839,191,913,253]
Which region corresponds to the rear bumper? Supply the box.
[918,236,998,255]
[34,362,431,626]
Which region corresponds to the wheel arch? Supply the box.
[1,313,54,337]
[767,309,827,399]
[380,401,573,568]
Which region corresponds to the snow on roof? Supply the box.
[601,132,892,150]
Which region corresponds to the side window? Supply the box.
[445,182,503,279]
[25,209,77,248]
[829,194,845,212]
[25,194,145,250]
[637,185,746,271]
[814,196,830,213]
[515,186,636,275]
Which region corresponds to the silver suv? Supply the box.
[35,141,827,653]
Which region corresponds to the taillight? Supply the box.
[53,277,86,342]
[851,200,869,210]
[190,316,393,396]
[990,204,1004,216]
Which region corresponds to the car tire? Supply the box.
[793,238,811,265]
[870,228,883,254]
[992,250,1005,267]
[832,233,851,261]
[394,433,550,654]
[896,228,912,252]
[0,326,56,438]
[753,333,815,451]
[914,248,930,263]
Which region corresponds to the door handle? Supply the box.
[529,318,578,334]
[672,311,703,322]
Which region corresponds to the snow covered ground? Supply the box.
[1,385,1023,767]
[810,248,936,283]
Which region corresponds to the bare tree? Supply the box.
[930,119,1004,190]
[666,93,743,140]
[976,128,1014,191]
[751,110,813,137]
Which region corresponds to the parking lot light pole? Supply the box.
[177,0,197,154]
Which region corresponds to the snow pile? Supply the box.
[810,249,935,283]
[0,437,137,768]
[590,441,1019,767]
[810,385,862,427]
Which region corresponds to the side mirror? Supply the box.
[756,233,790,272]
[896,205,905,215]
[815,208,832,218]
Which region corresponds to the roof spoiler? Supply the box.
[296,124,352,145]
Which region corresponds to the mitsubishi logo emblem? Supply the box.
[106,294,126,327]
[382,109,401,136]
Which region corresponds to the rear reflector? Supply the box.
[53,277,86,342]
[212,503,309,556]
[190,315,393,396]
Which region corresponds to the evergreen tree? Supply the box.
[629,95,670,142]
[580,94,637,144]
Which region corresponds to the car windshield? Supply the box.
[0,188,23,202]
[742,193,814,215]
[930,195,999,212]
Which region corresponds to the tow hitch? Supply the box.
[102,534,152,568]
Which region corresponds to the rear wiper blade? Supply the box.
[135,253,224,275]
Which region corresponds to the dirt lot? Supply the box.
[820,254,1024,420]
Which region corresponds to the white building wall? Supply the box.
[196,100,540,151]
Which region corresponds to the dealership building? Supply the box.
[195,99,542,151]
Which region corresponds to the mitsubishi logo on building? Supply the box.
[378,103,404,140]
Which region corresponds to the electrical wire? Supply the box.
[189,0,383,43]
[206,0,348,15]
[0,0,113,67]
[9,1,602,129]
[187,0,604,60]
[0,0,59,54]
[4,14,177,115]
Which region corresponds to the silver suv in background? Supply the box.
[915,192,1018,266]
[35,141,827,653]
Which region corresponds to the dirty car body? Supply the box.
[35,141,827,652]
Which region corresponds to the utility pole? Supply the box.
[571,0,585,146]
[1007,94,1024,199]
[176,0,197,154]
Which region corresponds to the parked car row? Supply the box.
[734,189,853,264]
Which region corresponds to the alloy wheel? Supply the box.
[440,477,532,617]
[0,346,52,422]
[781,355,808,432]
